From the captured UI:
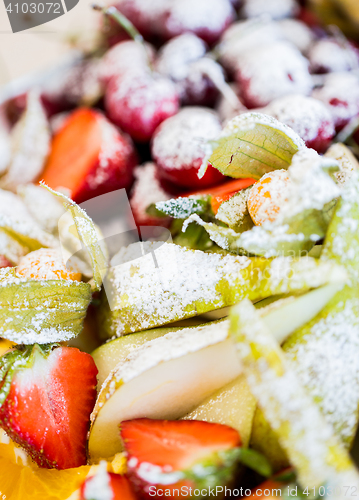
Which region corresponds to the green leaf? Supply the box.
[208,112,305,179]
[156,196,211,219]
[188,150,341,257]
[0,268,91,344]
[43,184,108,291]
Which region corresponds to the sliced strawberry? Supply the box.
[185,177,256,214]
[80,468,137,500]
[121,418,241,498]
[0,344,97,469]
[40,107,138,203]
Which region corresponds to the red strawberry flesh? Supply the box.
[0,345,98,469]
[121,418,241,471]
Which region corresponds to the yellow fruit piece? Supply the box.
[0,430,126,500]
[0,340,15,357]
[247,169,290,226]
[16,248,82,282]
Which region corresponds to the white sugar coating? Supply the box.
[238,149,341,256]
[312,72,359,129]
[17,184,65,234]
[216,83,247,124]
[156,34,218,104]
[16,248,81,280]
[152,107,221,171]
[277,18,315,54]
[285,298,359,443]
[325,143,359,188]
[130,163,170,221]
[1,90,50,191]
[247,169,290,225]
[219,18,284,72]
[84,114,134,191]
[241,0,299,20]
[109,320,230,386]
[235,302,359,490]
[308,38,359,74]
[236,41,313,108]
[100,40,155,84]
[106,72,179,125]
[0,188,57,249]
[43,58,103,107]
[263,94,335,144]
[164,0,234,38]
[107,241,251,332]
[83,461,112,500]
[156,33,207,83]
[221,111,306,150]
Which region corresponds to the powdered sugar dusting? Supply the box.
[112,320,230,385]
[83,461,113,500]
[241,0,299,20]
[308,38,359,74]
[312,72,359,130]
[130,163,170,223]
[236,41,313,108]
[152,107,222,171]
[277,18,315,54]
[263,94,335,146]
[106,241,250,334]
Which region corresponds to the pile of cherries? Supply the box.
[6,0,359,224]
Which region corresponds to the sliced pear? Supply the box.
[182,375,256,447]
[88,320,241,461]
[230,299,359,490]
[258,281,345,345]
[92,326,182,389]
[99,240,344,338]
[88,275,343,462]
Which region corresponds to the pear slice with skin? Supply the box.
[230,299,359,492]
[88,320,240,461]
[92,326,183,389]
[89,273,345,462]
[182,375,256,448]
[99,240,344,338]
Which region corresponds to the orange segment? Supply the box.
[0,431,126,500]
[247,170,290,226]
[16,248,82,282]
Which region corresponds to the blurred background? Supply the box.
[0,0,98,85]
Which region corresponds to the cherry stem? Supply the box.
[92,4,153,70]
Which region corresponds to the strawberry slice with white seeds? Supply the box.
[121,418,242,498]
[0,344,97,469]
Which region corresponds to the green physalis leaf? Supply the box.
[207,112,305,179]
[43,184,108,291]
[0,267,91,344]
[188,150,341,257]
[156,196,211,219]
[0,189,57,264]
